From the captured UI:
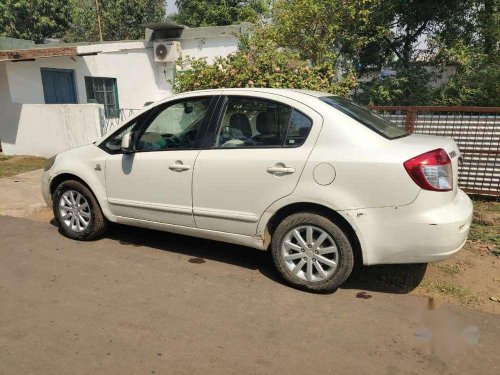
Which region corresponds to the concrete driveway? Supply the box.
[0,214,499,375]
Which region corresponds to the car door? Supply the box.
[193,92,323,236]
[104,95,217,226]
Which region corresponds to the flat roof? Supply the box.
[143,21,186,31]
[0,23,252,62]
[0,40,146,62]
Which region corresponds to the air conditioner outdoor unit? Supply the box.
[153,41,181,63]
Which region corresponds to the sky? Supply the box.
[166,0,177,15]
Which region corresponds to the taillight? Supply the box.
[404,148,453,191]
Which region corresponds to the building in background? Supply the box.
[0,23,250,156]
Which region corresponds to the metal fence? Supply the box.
[99,108,139,136]
[370,106,500,197]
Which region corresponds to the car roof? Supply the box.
[156,88,331,104]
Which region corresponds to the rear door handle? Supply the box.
[169,161,191,172]
[267,166,296,175]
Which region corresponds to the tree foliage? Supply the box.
[0,0,71,43]
[171,0,269,27]
[434,45,500,106]
[354,64,437,105]
[65,0,166,42]
[271,0,383,65]
[173,29,356,95]
[355,0,499,105]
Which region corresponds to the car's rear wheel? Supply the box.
[53,180,107,240]
[271,212,354,292]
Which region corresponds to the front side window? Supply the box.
[136,97,212,151]
[103,118,142,153]
[320,96,408,139]
[85,77,119,118]
[214,97,311,148]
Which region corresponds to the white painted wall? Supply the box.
[180,35,239,63]
[5,43,171,109]
[1,104,102,157]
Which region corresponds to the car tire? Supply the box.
[53,180,108,240]
[271,212,354,293]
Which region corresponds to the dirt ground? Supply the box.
[1,215,499,375]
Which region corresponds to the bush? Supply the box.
[172,29,356,96]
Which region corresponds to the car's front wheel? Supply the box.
[271,212,354,292]
[53,180,108,240]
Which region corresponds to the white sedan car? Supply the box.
[41,88,473,292]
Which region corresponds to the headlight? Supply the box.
[44,155,57,171]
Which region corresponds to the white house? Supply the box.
[0,23,249,156]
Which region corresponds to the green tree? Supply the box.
[271,0,383,65]
[65,0,166,42]
[476,0,499,58]
[434,44,500,106]
[171,0,269,27]
[358,0,475,69]
[355,0,494,105]
[0,0,71,43]
[354,64,437,105]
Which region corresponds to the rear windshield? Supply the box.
[320,96,408,139]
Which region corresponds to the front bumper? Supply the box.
[342,189,473,265]
[41,170,52,208]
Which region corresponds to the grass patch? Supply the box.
[0,153,46,178]
[422,281,480,306]
[469,199,500,248]
[437,264,460,276]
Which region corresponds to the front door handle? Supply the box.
[267,165,296,175]
[169,161,191,172]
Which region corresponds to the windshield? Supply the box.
[320,96,408,139]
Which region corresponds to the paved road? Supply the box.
[0,215,499,375]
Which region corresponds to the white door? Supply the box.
[104,96,215,226]
[193,93,322,235]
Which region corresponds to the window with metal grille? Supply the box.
[85,77,119,118]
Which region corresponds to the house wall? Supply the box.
[1,104,103,157]
[5,43,170,109]
[179,35,239,63]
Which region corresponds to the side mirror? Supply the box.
[121,132,136,153]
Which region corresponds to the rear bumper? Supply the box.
[341,189,473,265]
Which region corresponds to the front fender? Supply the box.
[49,145,116,222]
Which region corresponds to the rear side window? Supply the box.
[285,110,313,147]
[320,96,408,139]
[213,96,313,148]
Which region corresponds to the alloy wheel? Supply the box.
[281,225,339,282]
[59,190,91,232]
